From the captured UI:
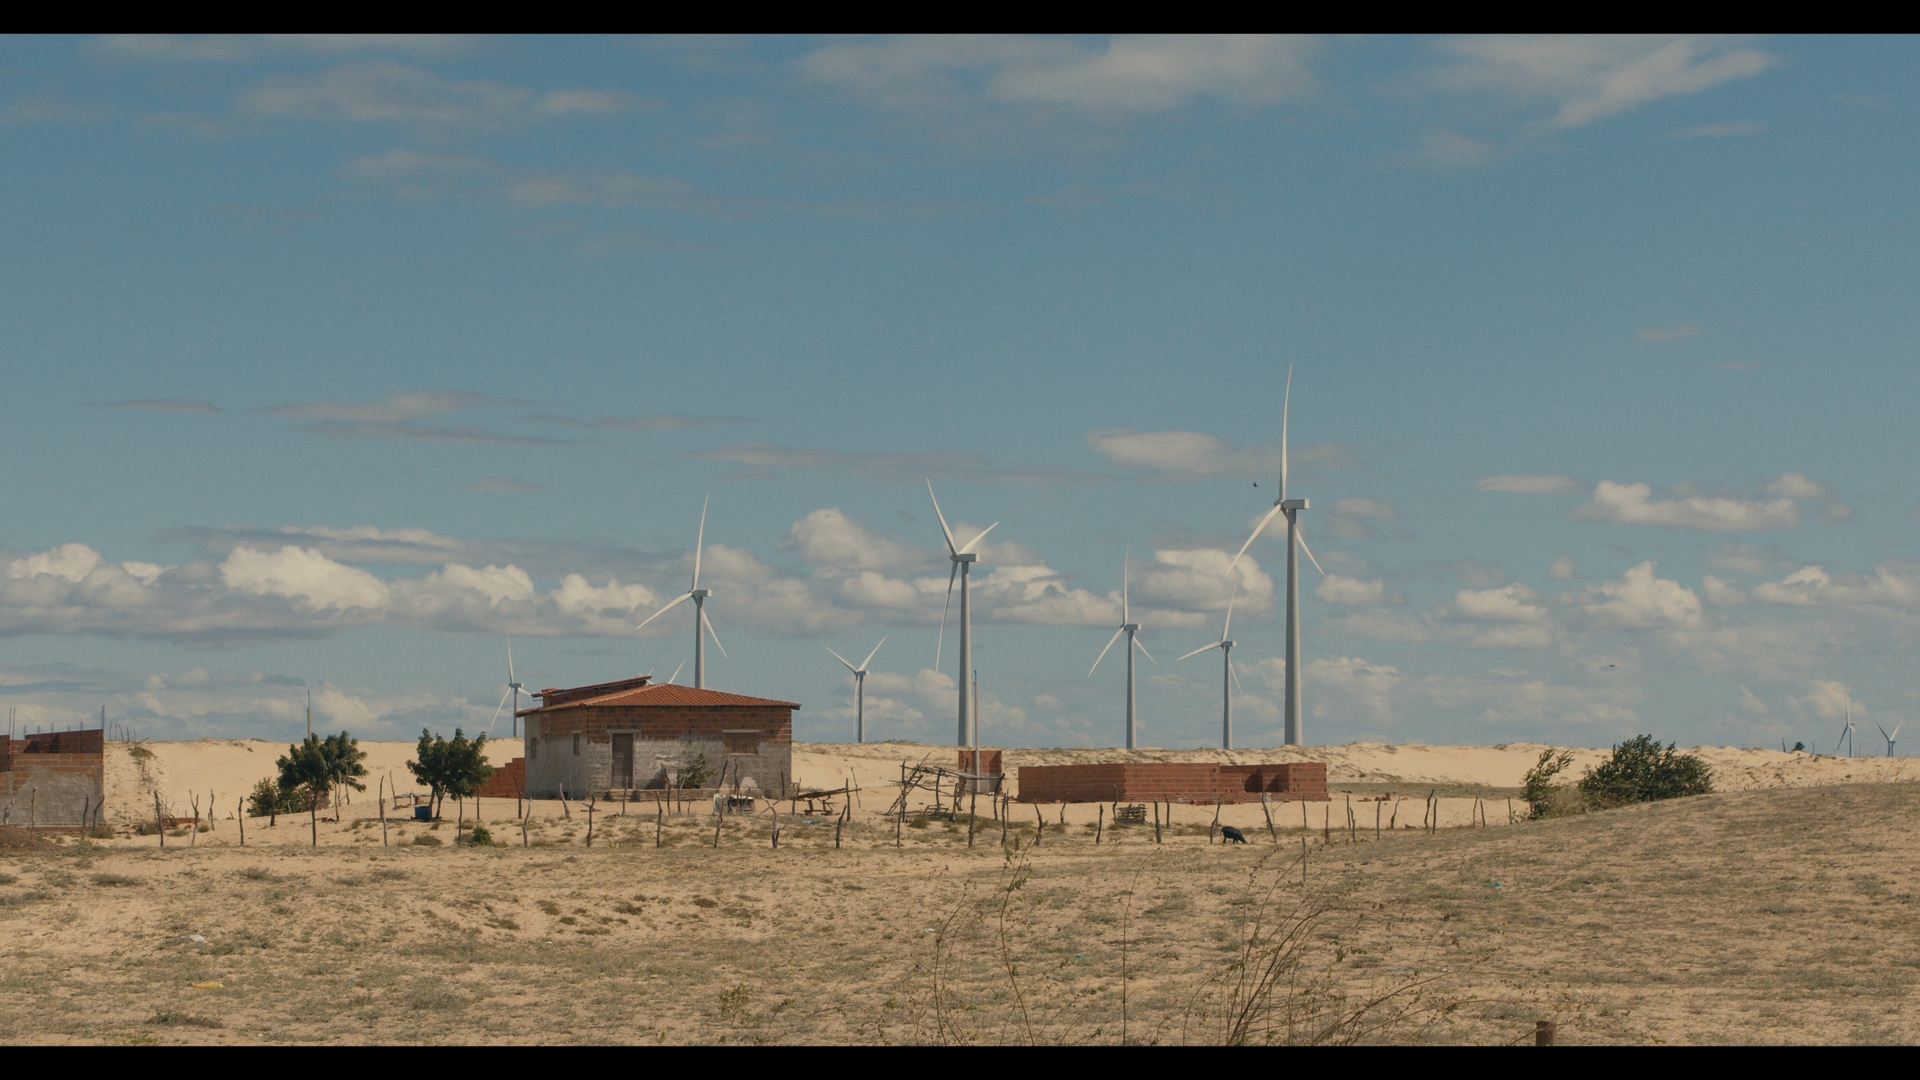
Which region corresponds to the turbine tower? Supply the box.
[1179,585,1244,749]
[1226,366,1323,747]
[1090,552,1155,749]
[928,480,998,748]
[827,637,887,744]
[485,638,529,738]
[637,496,727,689]
[1836,697,1857,758]
[1877,722,1901,757]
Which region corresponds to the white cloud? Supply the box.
[8,543,103,583]
[1741,564,1920,610]
[1738,684,1769,716]
[1548,556,1577,580]
[240,62,635,130]
[1451,583,1550,623]
[1564,561,1704,630]
[220,546,390,612]
[1789,680,1861,722]
[782,509,924,570]
[95,34,476,62]
[799,35,1317,117]
[1431,35,1779,129]
[1763,471,1831,500]
[1574,480,1800,531]
[1086,429,1352,481]
[1316,575,1390,606]
[1477,474,1581,494]
[1306,656,1402,722]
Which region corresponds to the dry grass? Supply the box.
[0,783,1916,1044]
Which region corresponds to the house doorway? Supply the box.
[612,733,633,789]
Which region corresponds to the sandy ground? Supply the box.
[90,738,1920,838]
[3,773,1917,1045]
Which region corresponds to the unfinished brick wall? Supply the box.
[474,757,525,799]
[1,731,107,826]
[1015,761,1328,804]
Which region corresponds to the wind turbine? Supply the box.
[1090,552,1155,749]
[827,637,887,744]
[1834,695,1857,758]
[1179,584,1244,750]
[1877,722,1901,757]
[928,480,999,748]
[485,639,530,738]
[636,496,727,689]
[1225,365,1323,747]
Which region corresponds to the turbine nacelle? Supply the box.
[1280,498,1308,510]
[692,588,712,599]
[951,553,978,564]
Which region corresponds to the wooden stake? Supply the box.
[655,791,664,849]
[1376,799,1382,841]
[378,774,388,847]
[584,795,595,848]
[713,803,724,848]
[189,793,199,847]
[835,801,845,849]
[769,803,779,849]
[967,784,977,849]
[1261,794,1276,841]
[153,790,164,848]
[1095,803,1104,845]
[1301,835,1307,887]
[1032,802,1044,846]
[1152,799,1162,845]
[1323,801,1330,844]
[1209,798,1221,844]
[1345,793,1353,844]
[237,798,245,847]
[896,763,904,848]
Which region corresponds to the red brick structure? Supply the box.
[2,729,106,827]
[475,757,525,800]
[1016,761,1328,804]
[515,676,797,799]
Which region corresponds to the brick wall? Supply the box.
[475,758,525,799]
[1,733,107,826]
[1015,761,1328,804]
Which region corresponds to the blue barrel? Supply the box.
[413,805,431,821]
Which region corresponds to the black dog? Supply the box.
[1220,825,1248,844]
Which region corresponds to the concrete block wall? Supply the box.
[1016,761,1328,804]
[1,733,107,826]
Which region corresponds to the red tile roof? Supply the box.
[518,679,799,714]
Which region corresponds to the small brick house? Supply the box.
[2,728,106,827]
[515,676,797,799]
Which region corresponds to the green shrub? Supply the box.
[467,825,494,846]
[1521,749,1574,820]
[247,778,307,818]
[680,752,716,791]
[1579,735,1713,807]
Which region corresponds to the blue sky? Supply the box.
[2,35,1916,751]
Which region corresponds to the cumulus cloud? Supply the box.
[1316,575,1391,606]
[782,509,926,570]
[1789,680,1861,722]
[1548,556,1577,580]
[1429,35,1779,129]
[1573,480,1800,531]
[1563,561,1704,630]
[239,62,635,130]
[1763,471,1831,500]
[1452,584,1550,624]
[1086,429,1352,481]
[1477,474,1582,495]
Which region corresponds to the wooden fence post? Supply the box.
[238,798,246,846]
[1261,794,1276,842]
[1095,803,1104,845]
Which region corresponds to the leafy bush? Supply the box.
[1521,749,1574,820]
[1579,735,1713,807]
[467,825,494,846]
[408,728,494,817]
[680,752,716,790]
[247,777,307,818]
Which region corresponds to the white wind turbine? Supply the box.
[1226,365,1323,747]
[1090,551,1155,750]
[1836,697,1857,758]
[1877,721,1901,757]
[485,638,530,738]
[1179,584,1244,750]
[827,637,887,744]
[636,496,727,689]
[928,480,999,748]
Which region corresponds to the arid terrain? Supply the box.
[2,740,1916,1044]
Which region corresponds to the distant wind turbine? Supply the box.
[636,496,727,689]
[485,638,529,738]
[1090,551,1154,749]
[1179,584,1244,750]
[928,480,998,748]
[1225,365,1323,747]
[1877,721,1901,757]
[827,637,887,744]
[1836,698,1856,758]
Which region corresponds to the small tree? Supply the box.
[680,752,716,791]
[247,777,306,821]
[321,731,369,808]
[1579,735,1713,808]
[1521,748,1574,820]
[408,728,494,819]
[277,735,333,847]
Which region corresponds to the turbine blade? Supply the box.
[826,646,858,674]
[1297,531,1325,576]
[1229,656,1245,694]
[1178,641,1223,662]
[860,636,887,671]
[1122,549,1130,625]
[485,686,512,737]
[959,521,999,556]
[1133,635,1155,664]
[667,661,684,685]
[1878,722,1892,740]
[507,637,514,684]
[1089,626,1125,677]
[1222,583,1239,639]
[1226,504,1285,580]
[703,610,728,659]
[692,494,708,591]
[927,479,958,556]
[935,562,957,671]
[636,590,693,630]
[1280,364,1292,501]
